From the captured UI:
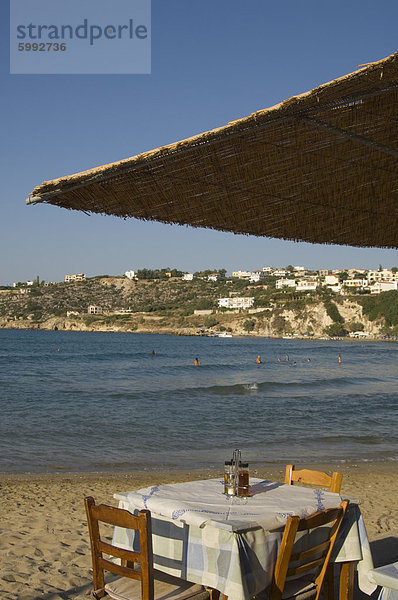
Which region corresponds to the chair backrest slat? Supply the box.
[290,539,330,563]
[85,496,155,600]
[270,500,348,600]
[287,557,324,577]
[98,557,143,581]
[297,507,340,530]
[97,539,141,563]
[92,502,141,529]
[285,465,342,494]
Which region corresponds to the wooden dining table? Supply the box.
[112,478,376,600]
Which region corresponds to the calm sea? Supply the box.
[0,329,397,473]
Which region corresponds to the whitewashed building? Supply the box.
[250,270,267,283]
[88,305,103,314]
[324,274,340,286]
[368,269,394,282]
[232,270,252,279]
[125,270,136,280]
[218,297,255,309]
[276,279,296,289]
[183,273,194,281]
[347,268,367,277]
[273,269,288,278]
[344,279,368,289]
[65,273,86,282]
[369,281,398,294]
[296,280,319,292]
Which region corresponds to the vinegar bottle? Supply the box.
[238,462,250,497]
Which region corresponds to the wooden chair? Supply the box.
[285,465,343,494]
[269,500,349,600]
[84,496,211,600]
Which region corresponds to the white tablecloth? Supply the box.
[125,478,342,530]
[114,478,376,600]
[370,562,398,600]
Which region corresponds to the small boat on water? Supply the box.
[218,332,233,338]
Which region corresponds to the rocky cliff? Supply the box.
[0,296,386,339]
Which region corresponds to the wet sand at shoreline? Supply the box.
[1,464,397,600]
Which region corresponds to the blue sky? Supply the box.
[1,0,398,285]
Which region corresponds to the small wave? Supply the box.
[166,376,378,397]
[242,383,258,392]
[195,381,273,395]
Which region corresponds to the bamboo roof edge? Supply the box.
[27,51,398,204]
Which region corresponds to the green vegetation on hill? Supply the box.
[358,291,398,334]
[323,299,344,323]
[1,275,398,339]
[0,276,250,321]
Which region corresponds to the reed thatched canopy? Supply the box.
[28,52,398,248]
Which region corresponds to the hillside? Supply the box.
[1,277,397,339]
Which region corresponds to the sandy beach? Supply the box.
[1,464,397,600]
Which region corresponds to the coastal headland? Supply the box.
[1,276,397,339]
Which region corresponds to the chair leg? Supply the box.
[325,563,334,600]
[207,589,221,600]
[339,562,355,600]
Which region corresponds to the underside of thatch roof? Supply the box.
[28,52,398,248]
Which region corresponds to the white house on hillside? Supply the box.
[183,273,194,281]
[232,270,252,279]
[293,266,306,274]
[324,274,340,286]
[296,280,318,292]
[65,273,86,282]
[344,279,368,289]
[273,269,288,277]
[368,269,394,282]
[348,268,367,277]
[276,279,296,289]
[125,270,136,280]
[88,305,102,314]
[369,281,398,294]
[250,270,266,283]
[218,297,255,309]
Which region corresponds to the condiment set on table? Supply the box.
[224,449,250,497]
